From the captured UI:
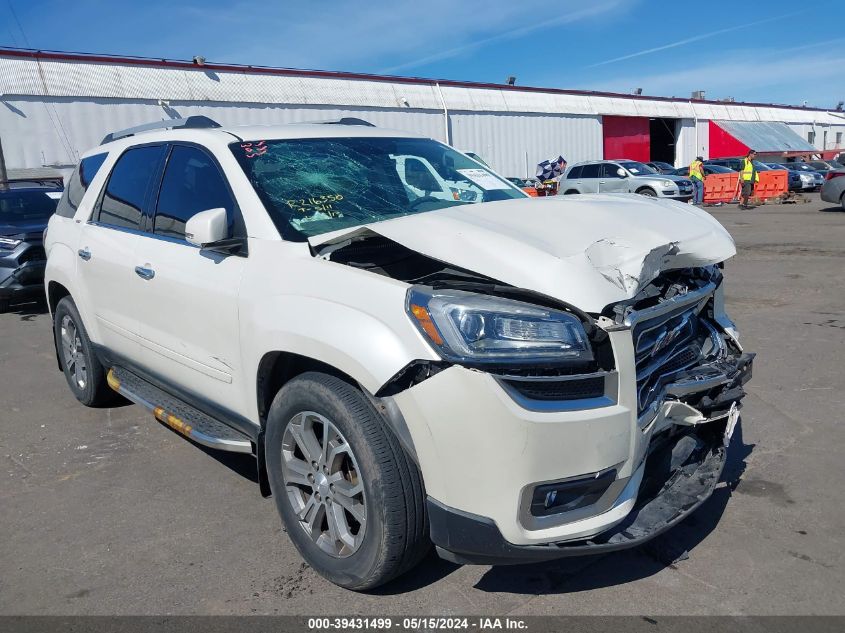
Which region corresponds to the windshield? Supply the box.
[618,161,657,175]
[0,190,60,223]
[790,163,815,171]
[231,137,524,240]
[707,165,734,173]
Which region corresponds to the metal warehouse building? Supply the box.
[1,48,844,179]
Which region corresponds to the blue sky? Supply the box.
[3,0,844,108]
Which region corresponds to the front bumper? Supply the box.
[0,240,47,300]
[430,420,730,565]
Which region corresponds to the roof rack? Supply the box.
[100,115,221,145]
[298,117,376,127]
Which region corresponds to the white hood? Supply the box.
[310,194,736,313]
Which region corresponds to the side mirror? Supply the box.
[616,168,628,178]
[185,208,228,247]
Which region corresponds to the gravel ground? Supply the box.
[1,193,843,615]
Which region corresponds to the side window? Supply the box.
[580,164,601,178]
[153,146,235,240]
[56,152,108,218]
[567,165,582,179]
[600,164,624,179]
[97,145,166,230]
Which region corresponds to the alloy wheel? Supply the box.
[60,315,87,390]
[281,411,367,558]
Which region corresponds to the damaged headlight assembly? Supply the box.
[406,287,593,365]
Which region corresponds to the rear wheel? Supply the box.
[265,372,429,590]
[637,187,657,197]
[563,189,580,195]
[0,298,9,313]
[53,297,114,407]
[841,192,845,211]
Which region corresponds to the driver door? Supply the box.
[132,143,246,413]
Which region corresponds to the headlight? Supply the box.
[662,180,674,188]
[0,237,22,250]
[406,287,593,365]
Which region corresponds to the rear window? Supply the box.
[56,153,108,219]
[95,145,167,231]
[580,164,601,178]
[566,165,583,179]
[0,190,61,222]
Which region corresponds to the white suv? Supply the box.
[45,116,754,590]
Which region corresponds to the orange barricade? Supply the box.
[753,170,788,201]
[704,173,738,203]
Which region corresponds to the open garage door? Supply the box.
[603,116,679,165]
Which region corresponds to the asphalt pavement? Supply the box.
[1,194,843,615]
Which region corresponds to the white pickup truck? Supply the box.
[45,116,753,590]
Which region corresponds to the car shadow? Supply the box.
[819,204,843,213]
[469,422,754,595]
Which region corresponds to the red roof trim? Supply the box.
[0,46,838,114]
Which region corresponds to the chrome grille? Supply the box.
[626,288,715,415]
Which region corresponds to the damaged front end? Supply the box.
[429,267,753,566]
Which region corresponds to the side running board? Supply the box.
[107,367,253,454]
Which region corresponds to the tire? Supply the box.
[0,298,9,313]
[564,189,580,195]
[841,192,845,211]
[265,372,429,591]
[637,187,657,197]
[53,296,115,407]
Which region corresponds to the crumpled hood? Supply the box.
[310,194,736,313]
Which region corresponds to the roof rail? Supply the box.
[298,117,376,127]
[100,115,221,145]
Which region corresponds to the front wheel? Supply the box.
[265,372,429,590]
[637,187,657,197]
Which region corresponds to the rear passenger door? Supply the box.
[76,144,167,360]
[577,164,601,193]
[133,144,246,413]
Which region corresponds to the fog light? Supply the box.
[530,469,617,517]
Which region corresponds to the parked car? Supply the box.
[646,161,676,174]
[506,177,538,196]
[784,162,827,189]
[672,164,734,177]
[560,159,694,200]
[45,117,753,590]
[0,180,64,311]
[820,168,845,209]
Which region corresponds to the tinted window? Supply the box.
[0,190,60,223]
[580,164,601,178]
[56,153,108,218]
[97,146,166,230]
[567,165,582,179]
[600,164,624,179]
[154,146,234,240]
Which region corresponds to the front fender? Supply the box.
[242,291,439,398]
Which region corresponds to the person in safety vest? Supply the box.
[690,156,705,205]
[739,149,760,210]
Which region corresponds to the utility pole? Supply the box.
[0,135,8,190]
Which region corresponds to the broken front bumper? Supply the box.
[428,350,751,565]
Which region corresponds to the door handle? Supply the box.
[134,265,155,280]
[77,248,91,261]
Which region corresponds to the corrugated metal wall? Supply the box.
[448,111,601,177]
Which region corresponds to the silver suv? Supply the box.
[560,160,694,201]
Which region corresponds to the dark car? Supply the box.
[646,161,676,174]
[0,181,63,311]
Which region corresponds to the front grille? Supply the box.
[504,376,605,401]
[629,295,714,415]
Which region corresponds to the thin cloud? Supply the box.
[379,0,625,74]
[588,11,803,67]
